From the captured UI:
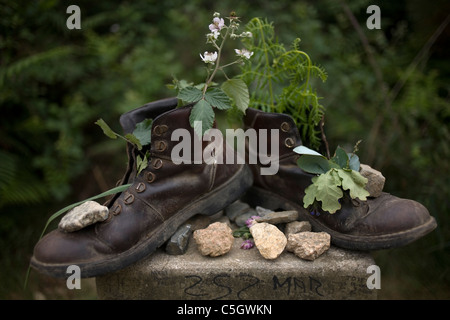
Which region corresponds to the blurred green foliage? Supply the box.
[0,0,449,299]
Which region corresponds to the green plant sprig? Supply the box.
[173,12,253,137]
[95,118,153,176]
[240,18,327,149]
[294,142,369,214]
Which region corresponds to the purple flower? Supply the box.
[240,239,254,250]
[245,215,260,228]
[310,210,320,216]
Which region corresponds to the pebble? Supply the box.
[193,222,234,257]
[58,201,109,232]
[286,231,331,261]
[255,210,299,224]
[250,222,287,260]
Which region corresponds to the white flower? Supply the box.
[206,30,220,43]
[235,48,254,59]
[240,31,253,38]
[200,51,218,64]
[209,17,225,32]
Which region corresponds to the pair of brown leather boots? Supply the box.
[31,98,436,278]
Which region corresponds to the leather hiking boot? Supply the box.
[242,107,437,251]
[31,98,253,278]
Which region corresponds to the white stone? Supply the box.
[58,201,109,232]
[250,222,287,260]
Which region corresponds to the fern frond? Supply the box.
[239,18,327,149]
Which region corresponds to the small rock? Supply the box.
[255,206,273,217]
[165,224,192,255]
[359,164,385,197]
[284,221,312,236]
[250,222,287,260]
[286,232,331,261]
[225,200,251,222]
[58,201,109,232]
[255,210,298,224]
[193,222,234,257]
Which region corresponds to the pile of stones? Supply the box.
[57,198,332,262]
[165,199,332,262]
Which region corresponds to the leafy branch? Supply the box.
[173,12,253,137]
[95,118,153,176]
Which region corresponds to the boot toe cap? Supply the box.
[364,196,434,234]
[31,226,113,275]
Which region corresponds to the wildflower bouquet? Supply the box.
[172,12,254,137]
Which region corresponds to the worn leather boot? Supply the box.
[242,108,437,251]
[31,98,253,278]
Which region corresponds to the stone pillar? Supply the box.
[96,240,377,300]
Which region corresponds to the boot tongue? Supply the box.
[119,97,179,134]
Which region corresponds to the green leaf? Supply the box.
[189,99,215,137]
[95,118,117,139]
[336,169,369,201]
[178,86,203,103]
[293,145,323,156]
[308,169,343,213]
[332,146,349,169]
[348,153,360,171]
[303,180,319,208]
[233,226,251,238]
[297,154,331,174]
[221,78,249,113]
[204,87,232,110]
[136,152,149,176]
[132,118,153,146]
[124,133,142,151]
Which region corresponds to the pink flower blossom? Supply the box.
[209,17,225,32]
[245,215,260,228]
[240,239,255,250]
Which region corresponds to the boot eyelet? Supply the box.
[152,158,163,169]
[111,204,122,215]
[280,122,290,132]
[154,140,167,152]
[135,182,146,193]
[285,137,295,148]
[146,171,156,183]
[153,125,168,136]
[124,193,135,205]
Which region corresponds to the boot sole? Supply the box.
[30,164,253,278]
[243,186,437,251]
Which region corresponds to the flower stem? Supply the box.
[203,27,230,95]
